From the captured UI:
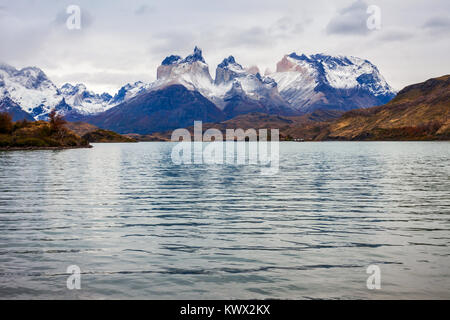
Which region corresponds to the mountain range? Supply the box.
[0,47,397,133]
[136,75,449,141]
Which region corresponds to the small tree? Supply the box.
[48,110,68,140]
[0,112,13,134]
[49,110,66,131]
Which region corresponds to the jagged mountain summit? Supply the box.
[60,83,113,115]
[155,46,215,96]
[214,56,295,117]
[270,53,396,113]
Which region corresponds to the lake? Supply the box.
[0,142,449,299]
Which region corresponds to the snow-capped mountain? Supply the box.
[60,83,113,115]
[214,56,295,117]
[0,63,152,120]
[155,46,216,98]
[109,81,151,105]
[269,53,396,113]
[153,47,295,116]
[0,63,62,119]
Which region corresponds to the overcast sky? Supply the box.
[0,0,449,93]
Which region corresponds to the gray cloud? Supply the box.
[326,0,369,35]
[51,71,153,91]
[0,0,449,93]
[376,29,414,42]
[269,16,307,38]
[134,4,155,15]
[150,15,308,62]
[225,26,269,48]
[423,16,450,30]
[150,30,197,57]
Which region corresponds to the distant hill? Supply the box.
[82,129,137,143]
[137,110,343,141]
[308,75,450,140]
[64,121,137,143]
[64,121,99,136]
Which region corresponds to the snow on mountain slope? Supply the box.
[270,53,396,113]
[214,56,295,116]
[0,63,61,119]
[0,96,35,121]
[215,56,275,99]
[109,81,151,105]
[60,81,153,120]
[60,83,113,115]
[155,47,216,97]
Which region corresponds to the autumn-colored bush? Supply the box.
[0,111,90,148]
[0,112,13,134]
[13,119,32,131]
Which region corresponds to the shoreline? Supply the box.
[1,140,448,150]
[0,145,93,151]
[128,139,450,142]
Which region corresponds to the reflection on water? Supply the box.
[0,142,449,299]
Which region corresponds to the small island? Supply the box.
[0,111,91,150]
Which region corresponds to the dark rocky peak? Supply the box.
[218,56,241,69]
[161,55,182,66]
[182,46,205,64]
